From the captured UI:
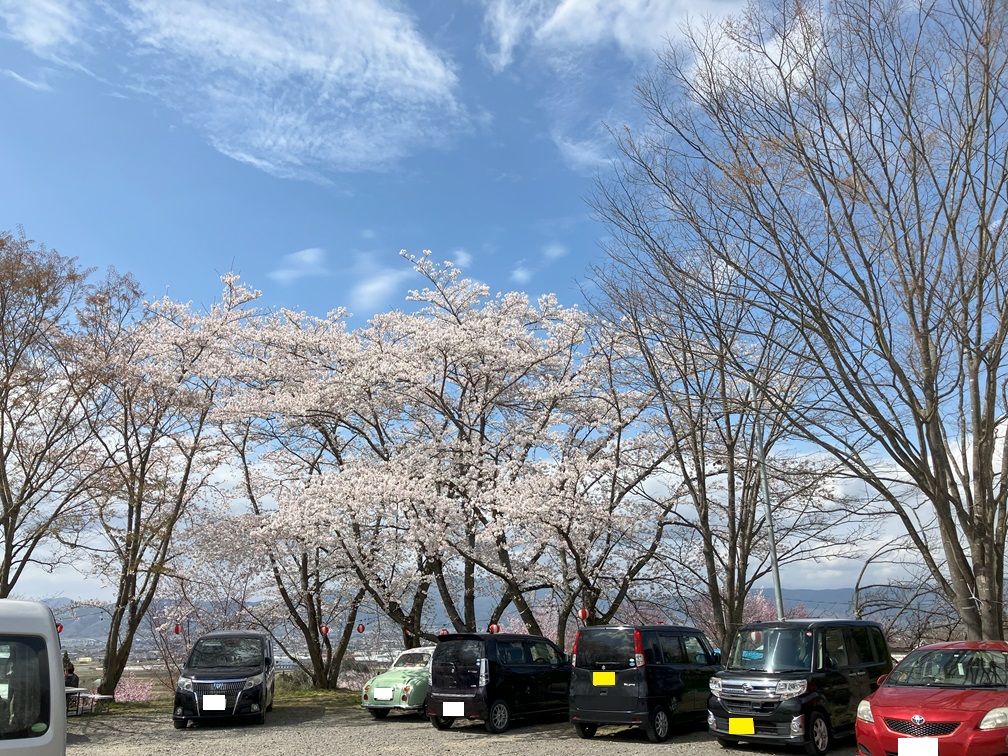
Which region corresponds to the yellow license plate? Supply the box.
[592,671,616,686]
[728,718,755,735]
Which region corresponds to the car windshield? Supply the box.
[727,627,813,672]
[189,636,263,668]
[888,648,1008,688]
[394,651,431,668]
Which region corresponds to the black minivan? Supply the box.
[427,632,570,733]
[569,624,719,742]
[707,618,893,755]
[173,630,276,729]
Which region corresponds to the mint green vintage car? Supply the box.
[361,646,435,719]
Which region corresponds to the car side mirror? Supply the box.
[825,656,837,670]
[711,650,721,665]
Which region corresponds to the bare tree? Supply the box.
[0,229,98,595]
[595,0,1008,638]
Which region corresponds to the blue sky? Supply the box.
[0,0,739,322]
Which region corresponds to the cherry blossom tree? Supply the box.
[73,273,259,695]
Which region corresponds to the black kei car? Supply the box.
[172,630,276,729]
[569,624,720,742]
[707,618,893,756]
[427,632,570,733]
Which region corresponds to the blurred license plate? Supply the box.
[592,672,615,686]
[373,687,394,701]
[898,739,937,756]
[443,701,464,717]
[203,694,226,711]
[728,718,755,735]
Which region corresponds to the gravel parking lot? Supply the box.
[67,705,859,756]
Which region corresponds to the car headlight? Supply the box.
[775,679,808,700]
[856,700,873,723]
[244,673,264,690]
[980,707,1008,730]
[709,677,722,696]
[177,676,193,692]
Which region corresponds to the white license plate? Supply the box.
[373,687,394,701]
[443,701,464,717]
[898,738,938,756]
[202,694,226,711]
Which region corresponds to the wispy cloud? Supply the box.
[0,0,91,59]
[3,69,52,91]
[268,247,329,285]
[2,0,469,179]
[479,0,548,73]
[542,242,567,260]
[349,263,415,316]
[510,263,532,284]
[453,248,473,268]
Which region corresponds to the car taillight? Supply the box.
[633,629,645,667]
[571,631,581,667]
[479,657,488,687]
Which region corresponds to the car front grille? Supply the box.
[194,681,245,713]
[883,718,959,737]
[721,698,779,715]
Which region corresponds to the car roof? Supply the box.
[738,618,884,630]
[435,632,553,642]
[912,640,1008,652]
[195,630,269,640]
[578,624,703,633]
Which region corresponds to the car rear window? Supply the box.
[434,639,483,667]
[576,628,635,670]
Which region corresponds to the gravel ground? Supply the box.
[67,706,860,756]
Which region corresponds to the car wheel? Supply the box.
[172,719,187,730]
[716,736,739,748]
[370,709,391,719]
[804,711,831,756]
[485,699,512,733]
[573,722,597,739]
[646,704,671,743]
[430,715,455,730]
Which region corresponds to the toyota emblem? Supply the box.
[911,714,926,726]
[213,682,224,690]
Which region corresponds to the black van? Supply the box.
[569,624,719,742]
[707,618,893,755]
[427,632,570,733]
[172,630,276,729]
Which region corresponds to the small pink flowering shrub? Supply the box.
[114,674,157,703]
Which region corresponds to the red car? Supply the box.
[856,640,1008,756]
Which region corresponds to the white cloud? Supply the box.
[268,247,329,285]
[551,130,609,172]
[453,248,473,268]
[0,0,90,59]
[3,0,469,179]
[350,265,414,316]
[542,241,566,260]
[3,69,52,91]
[510,264,532,284]
[479,0,548,72]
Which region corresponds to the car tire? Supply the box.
[172,719,187,730]
[430,715,455,730]
[573,722,597,739]
[646,704,671,743]
[370,709,391,719]
[804,711,831,756]
[716,736,739,748]
[485,699,512,733]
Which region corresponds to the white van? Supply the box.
[0,600,65,754]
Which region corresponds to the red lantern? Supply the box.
[56,622,63,634]
[439,628,449,636]
[576,607,589,621]
[356,623,365,633]
[173,622,181,635]
[488,623,501,634]
[320,625,330,636]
